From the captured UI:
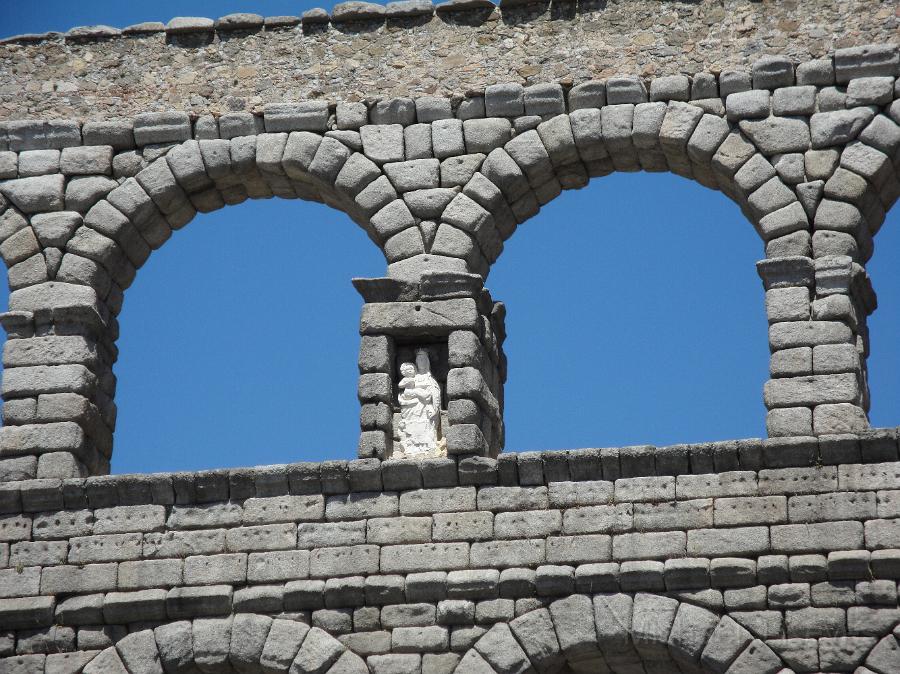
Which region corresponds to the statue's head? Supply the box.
[415,348,431,374]
[400,362,416,378]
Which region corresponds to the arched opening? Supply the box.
[865,204,900,430]
[1,95,896,477]
[110,197,384,473]
[490,171,769,450]
[458,594,788,674]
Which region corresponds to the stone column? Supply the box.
[810,255,875,433]
[0,282,116,479]
[758,255,870,437]
[354,271,505,460]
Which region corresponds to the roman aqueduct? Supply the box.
[0,0,899,671]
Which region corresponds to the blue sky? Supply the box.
[2,2,898,474]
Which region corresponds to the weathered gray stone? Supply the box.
[403,123,432,160]
[383,159,440,193]
[649,74,690,102]
[568,81,606,110]
[369,199,416,240]
[371,98,415,126]
[361,125,405,164]
[472,623,530,674]
[753,55,794,88]
[547,594,595,657]
[264,102,329,133]
[0,226,40,267]
[153,621,193,672]
[82,121,134,150]
[772,153,805,184]
[796,59,835,85]
[166,584,232,618]
[524,83,565,116]
[82,648,127,674]
[133,112,191,146]
[60,146,114,176]
[739,117,810,155]
[811,108,876,149]
[700,615,753,671]
[183,552,247,585]
[259,618,309,671]
[310,545,379,577]
[485,84,524,117]
[18,149,60,176]
[116,630,163,674]
[606,76,647,104]
[382,542,469,573]
[726,90,770,120]
[165,17,214,33]
[463,119,513,155]
[336,103,369,131]
[291,626,344,672]
[6,120,81,152]
[834,44,900,82]
[28,212,80,249]
[0,175,65,213]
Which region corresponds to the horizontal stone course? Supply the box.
[0,433,895,516]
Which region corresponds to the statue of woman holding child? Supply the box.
[396,349,445,457]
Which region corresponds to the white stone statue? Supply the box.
[396,349,446,458]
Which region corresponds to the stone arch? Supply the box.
[55,130,408,299]
[440,105,807,274]
[0,128,432,477]
[1,53,898,477]
[433,100,899,280]
[429,96,899,439]
[456,593,790,674]
[72,614,366,673]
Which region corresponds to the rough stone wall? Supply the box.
[0,0,897,121]
[2,435,900,672]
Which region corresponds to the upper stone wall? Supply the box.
[0,0,896,121]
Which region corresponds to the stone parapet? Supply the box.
[0,431,896,509]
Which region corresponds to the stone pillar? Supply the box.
[810,255,875,433]
[758,256,871,437]
[354,271,505,460]
[0,282,116,480]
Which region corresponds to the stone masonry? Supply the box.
[1,440,900,672]
[0,1,899,672]
[0,0,897,120]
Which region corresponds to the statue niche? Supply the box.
[394,348,447,459]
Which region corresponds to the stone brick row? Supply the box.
[0,43,896,154]
[3,540,900,606]
[3,468,900,545]
[1,490,896,542]
[2,438,898,509]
